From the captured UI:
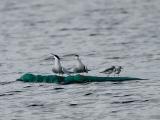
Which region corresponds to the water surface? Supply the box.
[0,0,160,120]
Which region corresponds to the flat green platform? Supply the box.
[17,73,145,84]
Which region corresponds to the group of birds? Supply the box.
[100,65,123,77]
[46,54,123,77]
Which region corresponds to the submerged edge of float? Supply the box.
[17,73,146,84]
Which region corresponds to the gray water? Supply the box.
[0,0,160,119]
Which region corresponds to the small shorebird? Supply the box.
[114,66,123,76]
[100,66,116,77]
[51,54,71,75]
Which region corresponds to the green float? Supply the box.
[17,73,146,84]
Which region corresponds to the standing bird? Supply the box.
[63,54,89,73]
[114,66,123,76]
[51,54,71,75]
[100,66,116,77]
[73,54,90,73]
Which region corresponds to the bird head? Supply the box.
[119,66,123,69]
[50,53,60,60]
[74,54,79,59]
[112,66,116,69]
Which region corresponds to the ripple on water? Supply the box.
[111,99,149,104]
[0,0,160,120]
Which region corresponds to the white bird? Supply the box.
[114,66,123,76]
[51,54,71,75]
[73,54,90,73]
[63,54,90,73]
[100,66,116,77]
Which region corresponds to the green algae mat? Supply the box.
[17,73,145,84]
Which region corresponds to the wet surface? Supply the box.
[0,0,160,119]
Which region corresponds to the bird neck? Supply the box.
[77,58,84,67]
[54,58,62,68]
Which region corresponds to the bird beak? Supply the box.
[44,56,54,61]
[50,53,55,56]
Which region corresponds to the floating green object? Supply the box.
[17,73,145,84]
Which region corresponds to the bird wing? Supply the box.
[52,68,58,74]
[101,67,113,73]
[115,68,121,74]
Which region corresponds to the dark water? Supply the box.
[0,0,160,119]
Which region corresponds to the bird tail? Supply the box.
[85,66,91,73]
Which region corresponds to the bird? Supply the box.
[63,54,90,74]
[50,54,71,75]
[73,54,90,73]
[114,66,123,76]
[100,66,116,77]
